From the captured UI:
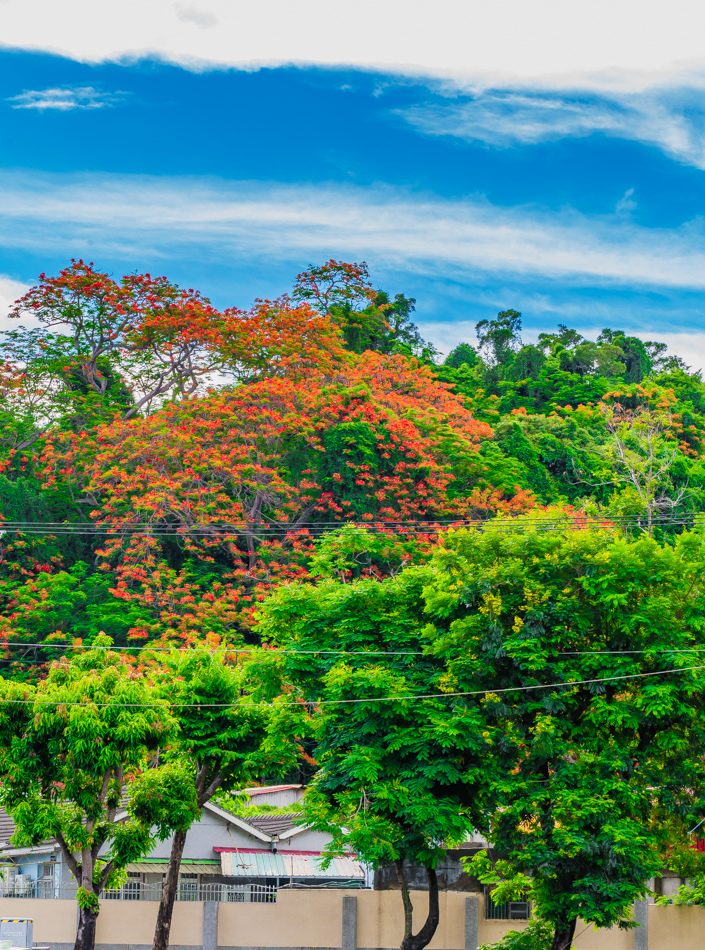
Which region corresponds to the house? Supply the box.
[0,785,366,900]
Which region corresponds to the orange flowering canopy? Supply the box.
[0,258,537,668]
[29,350,496,640]
[0,261,348,455]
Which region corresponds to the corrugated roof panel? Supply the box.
[222,852,284,877]
[125,861,221,875]
[284,853,313,877]
[329,856,365,878]
[219,851,364,879]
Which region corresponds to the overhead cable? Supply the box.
[0,663,701,708]
[3,641,705,658]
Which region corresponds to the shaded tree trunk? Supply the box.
[152,828,188,950]
[151,760,223,950]
[395,861,440,950]
[74,904,99,950]
[551,917,577,950]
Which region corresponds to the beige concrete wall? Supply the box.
[479,912,642,950]
[478,917,529,947]
[572,920,634,950]
[0,896,76,943]
[217,890,467,950]
[95,899,202,946]
[219,890,343,948]
[1,891,704,949]
[648,903,705,949]
[356,891,466,950]
[96,900,158,945]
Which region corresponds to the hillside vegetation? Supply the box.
[0,257,702,674]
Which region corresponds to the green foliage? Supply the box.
[433,309,705,531]
[307,522,433,580]
[421,518,705,940]
[292,260,435,359]
[476,310,522,367]
[478,918,554,950]
[657,875,705,906]
[255,568,501,873]
[0,636,177,908]
[152,647,274,806]
[444,343,478,369]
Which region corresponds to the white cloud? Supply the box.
[4,172,705,292]
[1,0,705,92]
[3,2,705,170]
[616,188,637,216]
[644,331,705,374]
[398,89,705,169]
[7,86,122,111]
[24,174,705,288]
[0,275,29,331]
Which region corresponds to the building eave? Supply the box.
[279,824,310,840]
[202,801,272,843]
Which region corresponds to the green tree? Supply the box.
[0,636,177,950]
[150,647,273,950]
[292,260,434,358]
[256,567,501,950]
[422,517,705,950]
[597,329,652,383]
[476,310,522,367]
[444,342,479,369]
[586,390,690,534]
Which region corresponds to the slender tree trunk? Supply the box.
[152,828,188,950]
[550,917,577,950]
[74,904,99,950]
[395,861,441,950]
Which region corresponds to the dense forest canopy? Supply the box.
[0,257,702,676]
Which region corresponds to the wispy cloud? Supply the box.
[3,171,705,291]
[7,86,123,111]
[0,274,29,330]
[398,88,705,169]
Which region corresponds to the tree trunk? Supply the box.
[550,917,577,950]
[74,904,99,950]
[152,827,188,950]
[395,861,441,950]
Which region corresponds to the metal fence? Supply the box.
[0,881,278,902]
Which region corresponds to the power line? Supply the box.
[0,663,701,708]
[0,513,699,538]
[0,642,426,656]
[3,641,705,658]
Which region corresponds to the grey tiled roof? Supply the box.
[244,814,304,837]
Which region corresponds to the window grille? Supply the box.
[123,872,142,901]
[179,873,199,902]
[484,887,530,920]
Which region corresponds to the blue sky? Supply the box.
[2,3,705,365]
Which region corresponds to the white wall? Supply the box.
[148,810,268,860]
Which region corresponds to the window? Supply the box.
[124,871,142,901]
[40,863,54,879]
[484,888,531,920]
[179,873,198,902]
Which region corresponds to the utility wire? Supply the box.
[0,513,699,537]
[3,641,705,658]
[0,663,701,708]
[0,515,654,527]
